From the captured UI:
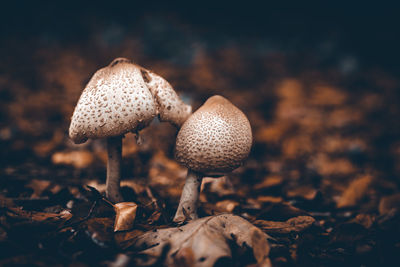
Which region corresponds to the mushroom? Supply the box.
[173,95,252,222]
[69,58,191,203]
[139,67,191,127]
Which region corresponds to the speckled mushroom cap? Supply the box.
[69,58,157,144]
[175,95,252,175]
[140,68,192,127]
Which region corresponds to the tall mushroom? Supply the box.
[69,58,191,203]
[174,95,252,222]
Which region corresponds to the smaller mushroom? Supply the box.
[174,95,252,223]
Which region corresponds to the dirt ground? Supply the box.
[1,2,400,266]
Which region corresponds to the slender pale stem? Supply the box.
[106,135,123,203]
[173,170,203,223]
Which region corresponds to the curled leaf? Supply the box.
[114,202,138,232]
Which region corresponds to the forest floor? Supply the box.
[1,10,400,266]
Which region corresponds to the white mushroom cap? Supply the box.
[175,95,252,175]
[69,58,157,144]
[140,68,192,127]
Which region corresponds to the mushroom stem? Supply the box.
[173,170,203,223]
[106,135,123,203]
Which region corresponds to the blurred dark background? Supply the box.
[1,0,400,185]
[1,1,399,70]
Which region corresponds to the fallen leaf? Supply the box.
[215,200,239,213]
[33,130,64,157]
[174,247,195,267]
[379,193,400,215]
[257,196,283,203]
[255,123,290,144]
[128,214,271,267]
[146,210,163,225]
[6,207,72,223]
[52,150,94,168]
[0,195,14,207]
[108,253,131,267]
[202,176,235,197]
[309,86,347,106]
[115,229,145,249]
[282,135,313,158]
[254,216,316,234]
[254,175,283,190]
[114,202,138,232]
[312,154,357,176]
[81,217,114,248]
[26,179,51,198]
[286,186,318,200]
[351,214,375,229]
[337,175,373,208]
[327,108,363,128]
[276,79,304,101]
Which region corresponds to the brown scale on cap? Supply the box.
[69,58,157,144]
[175,95,252,175]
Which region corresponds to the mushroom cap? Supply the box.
[140,68,192,127]
[69,58,157,144]
[175,95,252,175]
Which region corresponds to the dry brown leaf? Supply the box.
[286,186,318,200]
[322,135,367,154]
[26,179,51,198]
[52,150,94,168]
[129,214,271,267]
[282,135,313,159]
[215,200,239,213]
[174,247,196,267]
[310,86,347,106]
[379,193,400,215]
[276,99,307,121]
[148,151,187,191]
[327,108,363,128]
[33,130,64,157]
[312,154,357,176]
[82,217,114,248]
[351,214,375,229]
[276,79,304,101]
[255,123,290,144]
[298,109,325,132]
[0,195,14,208]
[254,216,316,234]
[257,196,283,203]
[202,176,235,197]
[6,207,72,223]
[254,175,283,190]
[114,202,138,232]
[115,229,145,248]
[336,175,373,208]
